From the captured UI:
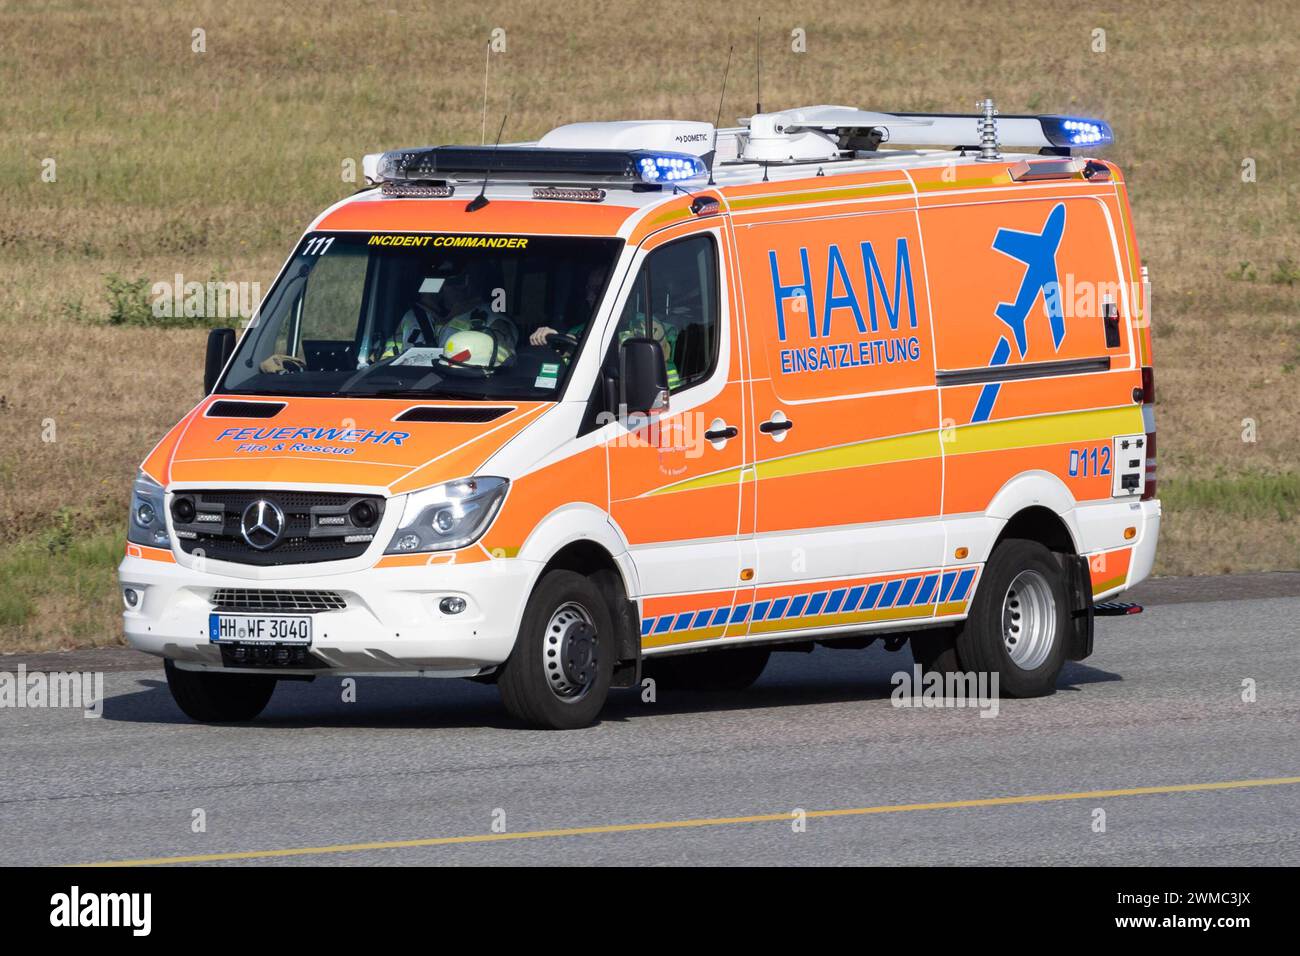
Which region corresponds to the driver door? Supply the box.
[605,228,751,650]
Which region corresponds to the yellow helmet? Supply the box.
[436,332,496,369]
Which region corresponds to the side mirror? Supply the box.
[204,328,236,395]
[619,337,670,416]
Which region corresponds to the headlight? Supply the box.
[127,470,170,548]
[384,477,508,554]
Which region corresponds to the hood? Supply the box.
[146,395,550,494]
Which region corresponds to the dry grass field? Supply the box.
[0,0,1296,651]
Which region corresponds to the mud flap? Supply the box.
[1063,553,1095,661]
[610,598,643,688]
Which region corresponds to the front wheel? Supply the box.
[497,570,615,729]
[164,659,277,722]
[955,539,1069,697]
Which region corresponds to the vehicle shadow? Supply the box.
[100,645,1123,730]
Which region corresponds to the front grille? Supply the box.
[173,490,385,566]
[211,589,347,614]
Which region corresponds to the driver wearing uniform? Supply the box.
[374,261,517,366]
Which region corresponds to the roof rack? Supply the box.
[360,101,1113,189]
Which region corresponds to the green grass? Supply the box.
[1161,472,1300,521]
[0,524,123,639]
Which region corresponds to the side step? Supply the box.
[1094,601,1144,616]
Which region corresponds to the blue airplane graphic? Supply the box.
[991,202,1067,357]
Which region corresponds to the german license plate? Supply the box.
[208,614,312,645]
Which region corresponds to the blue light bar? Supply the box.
[1040,116,1114,149]
[376,146,708,186]
[634,152,708,184]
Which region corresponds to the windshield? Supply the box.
[221,231,623,400]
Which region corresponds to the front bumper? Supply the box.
[118,552,540,676]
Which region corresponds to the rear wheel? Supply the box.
[164,659,277,722]
[497,570,615,729]
[645,645,771,692]
[955,538,1068,697]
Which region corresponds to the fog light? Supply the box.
[349,500,378,528]
[123,587,140,609]
[172,496,196,523]
[439,596,467,615]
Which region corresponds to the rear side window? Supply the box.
[614,234,720,392]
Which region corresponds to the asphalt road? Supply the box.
[2,573,1298,866]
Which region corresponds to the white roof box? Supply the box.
[537,120,716,157]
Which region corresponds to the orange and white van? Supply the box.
[119,104,1159,728]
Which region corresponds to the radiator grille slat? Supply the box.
[211,589,347,614]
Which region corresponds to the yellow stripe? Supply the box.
[642,623,729,649]
[728,181,912,211]
[759,430,939,480]
[914,173,1013,191]
[1092,573,1127,595]
[747,602,929,635]
[80,775,1300,866]
[646,205,694,227]
[946,405,1142,456]
[644,406,1141,497]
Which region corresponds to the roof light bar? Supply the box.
[877,112,1114,151]
[376,146,707,186]
[532,186,607,202]
[1041,116,1113,148]
[381,181,456,198]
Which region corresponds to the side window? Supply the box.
[615,234,719,393]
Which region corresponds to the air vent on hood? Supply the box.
[394,405,515,424]
[206,400,286,419]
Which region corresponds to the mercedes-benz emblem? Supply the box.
[240,499,285,550]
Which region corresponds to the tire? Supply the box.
[909,625,962,675]
[497,569,615,729]
[164,659,277,722]
[955,538,1069,697]
[644,645,771,693]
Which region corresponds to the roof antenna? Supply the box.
[707,45,734,185]
[754,17,763,115]
[976,97,1002,162]
[480,41,491,145]
[467,113,507,212]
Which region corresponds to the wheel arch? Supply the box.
[521,512,641,677]
[993,505,1078,556]
[985,470,1082,556]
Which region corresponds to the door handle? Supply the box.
[705,418,738,449]
[759,411,793,436]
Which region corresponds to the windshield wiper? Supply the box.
[343,386,484,399]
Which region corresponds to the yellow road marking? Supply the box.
[80,775,1300,867]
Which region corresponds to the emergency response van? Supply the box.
[119,103,1159,729]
